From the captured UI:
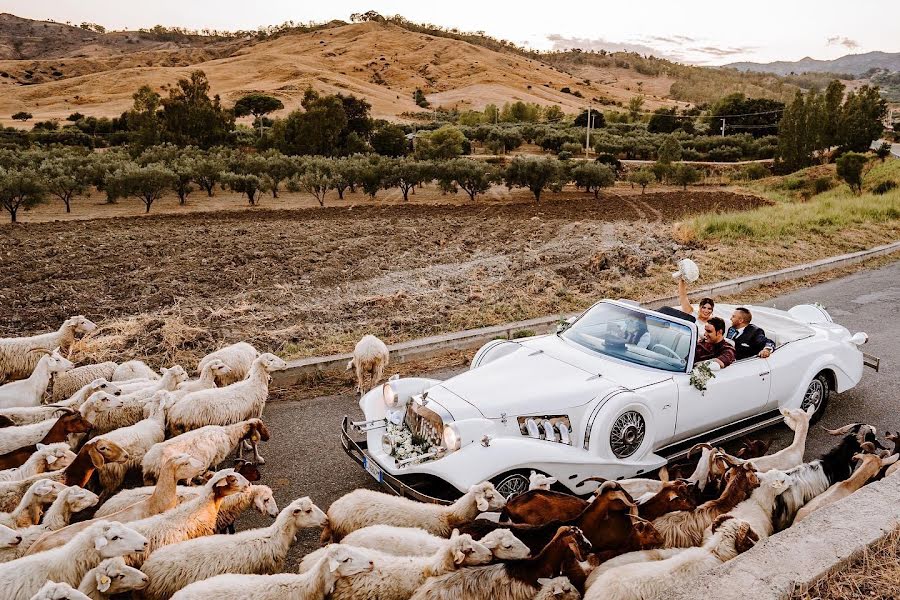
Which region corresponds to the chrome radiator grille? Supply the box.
[404,400,444,448]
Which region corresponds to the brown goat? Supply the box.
[651,462,760,548]
[591,514,664,564]
[0,415,13,428]
[500,489,594,525]
[0,410,93,470]
[735,437,772,460]
[635,480,701,521]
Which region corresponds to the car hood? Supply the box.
[425,334,670,420]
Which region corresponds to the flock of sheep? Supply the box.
[0,316,897,600]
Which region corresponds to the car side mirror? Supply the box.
[556,317,576,334]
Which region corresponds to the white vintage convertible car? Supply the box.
[341,299,877,501]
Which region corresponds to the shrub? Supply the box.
[873,180,897,195]
[740,163,770,181]
[671,164,701,190]
[511,329,536,339]
[836,152,867,194]
[811,176,834,195]
[557,151,572,161]
[560,142,583,155]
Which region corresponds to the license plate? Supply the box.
[363,457,384,483]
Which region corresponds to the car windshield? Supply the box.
[561,302,693,372]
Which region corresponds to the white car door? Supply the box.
[673,357,772,440]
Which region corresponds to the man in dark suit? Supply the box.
[727,307,775,360]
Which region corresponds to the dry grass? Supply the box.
[792,528,900,600]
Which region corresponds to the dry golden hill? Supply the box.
[0,18,687,125]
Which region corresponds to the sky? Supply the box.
[2,0,898,65]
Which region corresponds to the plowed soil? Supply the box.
[1,190,764,366]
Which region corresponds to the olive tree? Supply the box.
[224,172,268,206]
[504,156,565,202]
[438,159,499,201]
[289,158,333,206]
[627,168,654,194]
[0,168,46,222]
[671,163,701,190]
[385,159,432,201]
[572,162,615,199]
[192,155,226,197]
[414,125,466,160]
[106,164,177,213]
[39,154,91,213]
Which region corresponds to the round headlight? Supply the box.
[381,433,394,455]
[382,382,398,409]
[443,424,461,451]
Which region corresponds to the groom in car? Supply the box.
[728,307,776,360]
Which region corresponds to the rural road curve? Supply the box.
[241,259,900,567]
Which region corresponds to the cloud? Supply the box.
[646,35,698,44]
[688,45,756,58]
[826,35,860,50]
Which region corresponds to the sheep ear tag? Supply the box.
[97,574,111,592]
[94,536,109,551]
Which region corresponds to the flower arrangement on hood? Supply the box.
[384,422,440,462]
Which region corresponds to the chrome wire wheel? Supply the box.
[611,411,645,459]
[494,473,530,499]
[801,378,826,412]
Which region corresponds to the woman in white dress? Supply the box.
[678,278,715,333]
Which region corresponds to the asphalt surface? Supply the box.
[240,260,900,569]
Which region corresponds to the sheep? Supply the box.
[0,523,22,549]
[139,496,327,599]
[724,469,794,540]
[408,526,591,600]
[772,424,879,531]
[1,414,82,456]
[0,349,75,410]
[173,359,231,398]
[28,581,92,600]
[92,392,171,494]
[339,524,532,560]
[0,317,96,384]
[793,451,898,523]
[111,361,159,382]
[26,454,204,555]
[0,439,128,512]
[745,407,814,472]
[0,443,76,482]
[583,517,758,600]
[166,353,286,435]
[300,532,494,600]
[0,486,99,562]
[347,335,389,394]
[167,544,374,600]
[49,364,118,404]
[529,471,558,491]
[651,462,759,548]
[534,577,581,600]
[141,418,269,484]
[124,468,250,565]
[2,380,122,427]
[77,392,124,436]
[79,368,183,436]
[0,412,94,471]
[0,479,66,528]
[323,481,505,542]
[197,342,259,386]
[0,520,147,600]
[75,556,148,600]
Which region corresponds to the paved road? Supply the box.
[241,260,900,567]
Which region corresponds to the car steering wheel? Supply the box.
[651,344,682,361]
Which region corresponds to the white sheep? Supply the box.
[124,469,250,565]
[197,342,259,386]
[0,486,99,562]
[93,392,171,493]
[323,481,506,541]
[0,349,75,409]
[725,469,794,539]
[141,418,269,483]
[49,364,118,403]
[1,378,120,425]
[535,577,581,600]
[0,443,77,482]
[339,524,531,560]
[166,353,286,435]
[28,581,92,600]
[0,523,22,549]
[77,392,123,436]
[347,335,389,394]
[0,479,66,529]
[111,361,159,382]
[76,557,148,600]
[583,518,758,600]
[139,496,328,600]
[0,317,96,383]
[0,520,148,600]
[168,544,374,600]
[528,471,558,491]
[173,359,231,398]
[300,533,493,600]
[746,407,814,472]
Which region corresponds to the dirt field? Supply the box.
[1,189,764,367]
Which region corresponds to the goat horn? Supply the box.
[581,476,609,484]
[687,443,713,458]
[597,481,622,494]
[26,347,51,355]
[822,423,859,436]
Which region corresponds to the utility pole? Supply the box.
[721,118,726,137]
[585,101,592,158]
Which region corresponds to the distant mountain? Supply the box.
[724,51,900,76]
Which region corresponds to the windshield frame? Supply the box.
[560,300,697,373]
